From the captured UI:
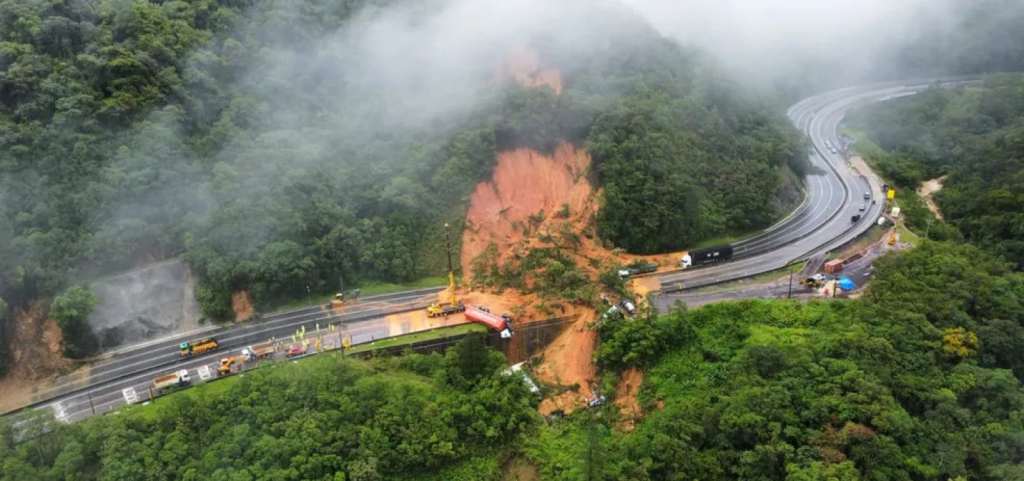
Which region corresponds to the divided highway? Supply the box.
[6,77,978,426]
[655,77,978,292]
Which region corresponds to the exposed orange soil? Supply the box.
[534,312,598,415]
[615,367,644,431]
[232,291,254,322]
[0,300,71,413]
[916,175,947,221]
[468,46,683,414]
[496,46,563,94]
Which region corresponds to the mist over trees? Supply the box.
[0,0,809,334]
[847,75,1024,268]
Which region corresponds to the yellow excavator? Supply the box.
[427,223,466,318]
[888,230,897,246]
[800,274,827,289]
[326,289,361,309]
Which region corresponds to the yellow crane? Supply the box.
[427,223,466,318]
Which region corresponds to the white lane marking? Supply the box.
[33,296,434,400]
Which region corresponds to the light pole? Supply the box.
[788,264,795,299]
[306,285,311,305]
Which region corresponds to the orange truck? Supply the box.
[179,337,219,357]
[823,260,844,274]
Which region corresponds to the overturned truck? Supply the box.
[464,305,514,338]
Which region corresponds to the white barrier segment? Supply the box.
[53,402,69,423]
[122,387,138,404]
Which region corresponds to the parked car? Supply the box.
[285,345,307,358]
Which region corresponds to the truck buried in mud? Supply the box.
[617,261,659,279]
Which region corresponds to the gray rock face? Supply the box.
[88,260,200,351]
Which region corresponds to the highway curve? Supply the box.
[7,77,977,426]
[654,77,979,291]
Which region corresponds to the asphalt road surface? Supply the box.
[7,77,978,426]
[5,287,444,415]
[653,77,978,291]
[655,237,898,312]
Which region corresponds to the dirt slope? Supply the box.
[495,46,563,94]
[916,175,947,220]
[0,300,71,412]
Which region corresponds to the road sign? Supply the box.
[122,387,139,404]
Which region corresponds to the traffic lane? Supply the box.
[81,286,446,373]
[54,300,432,392]
[733,160,845,257]
[734,93,841,251]
[51,312,425,422]
[56,288,442,379]
[733,151,836,254]
[20,292,442,411]
[54,312,468,423]
[86,286,445,368]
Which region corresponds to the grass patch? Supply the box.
[690,228,765,250]
[349,322,488,354]
[897,223,921,245]
[841,127,885,160]
[272,276,449,312]
[123,371,243,422]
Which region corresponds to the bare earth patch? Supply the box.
[916,175,947,220]
[615,367,644,431]
[0,300,72,413]
[534,313,598,415]
[232,291,254,322]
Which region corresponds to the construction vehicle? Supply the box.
[326,289,361,309]
[888,231,897,246]
[153,370,191,392]
[465,305,514,338]
[242,342,275,360]
[427,223,466,318]
[179,338,218,357]
[800,274,826,289]
[217,353,252,376]
[681,245,733,269]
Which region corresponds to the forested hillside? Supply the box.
[846,75,1024,268]
[0,0,803,363]
[3,242,1022,480]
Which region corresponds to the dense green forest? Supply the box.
[0,0,804,363]
[3,241,1022,480]
[846,75,1024,268]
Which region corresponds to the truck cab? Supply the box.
[679,254,693,268]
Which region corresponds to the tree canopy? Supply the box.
[847,75,1024,268]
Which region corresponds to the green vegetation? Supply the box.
[0,0,807,347]
[348,322,488,354]
[4,244,1023,480]
[531,241,1024,480]
[272,276,449,312]
[847,75,1024,265]
[0,334,537,480]
[47,286,99,358]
